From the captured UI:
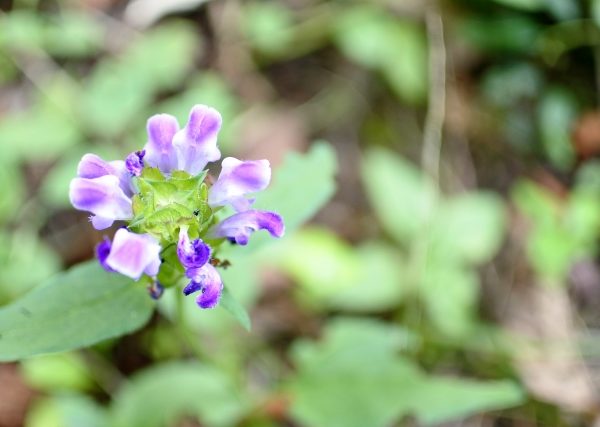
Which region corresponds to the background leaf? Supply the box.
[110,362,248,427]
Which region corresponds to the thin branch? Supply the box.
[421,4,446,186]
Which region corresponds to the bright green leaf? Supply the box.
[21,352,94,392]
[0,261,154,361]
[110,362,248,427]
[289,318,524,427]
[220,286,251,331]
[430,192,506,264]
[538,88,577,171]
[362,148,436,245]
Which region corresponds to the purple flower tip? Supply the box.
[125,150,145,177]
[177,227,211,269]
[183,264,223,309]
[96,236,114,272]
[210,210,285,246]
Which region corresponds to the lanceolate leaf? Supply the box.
[0,261,154,361]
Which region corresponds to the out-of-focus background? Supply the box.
[3,0,600,426]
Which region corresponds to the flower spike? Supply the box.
[69,104,284,310]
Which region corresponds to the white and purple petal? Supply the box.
[173,105,222,175]
[210,210,285,245]
[69,175,133,229]
[143,114,180,174]
[208,157,271,211]
[104,228,162,280]
[76,153,135,197]
[177,227,211,269]
[184,263,223,309]
[77,153,115,178]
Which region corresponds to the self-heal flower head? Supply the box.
[70,104,284,310]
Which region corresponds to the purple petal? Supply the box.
[77,154,115,178]
[125,150,145,177]
[69,175,133,221]
[105,229,162,280]
[108,160,136,197]
[177,227,211,269]
[96,236,113,272]
[185,264,223,309]
[210,210,285,245]
[183,280,202,295]
[77,154,135,197]
[143,114,180,174]
[91,215,115,230]
[208,157,271,211]
[173,105,222,175]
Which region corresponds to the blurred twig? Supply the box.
[421,2,446,185]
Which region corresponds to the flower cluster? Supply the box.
[69,105,284,309]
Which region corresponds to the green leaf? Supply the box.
[0,105,81,162]
[538,88,577,171]
[362,148,436,245]
[242,2,294,56]
[0,162,24,223]
[419,264,479,338]
[21,352,94,392]
[253,142,337,235]
[81,21,198,137]
[0,261,154,361]
[430,192,506,265]
[288,318,524,427]
[0,231,62,304]
[460,16,541,54]
[0,10,46,52]
[408,377,525,425]
[26,395,107,427]
[334,6,427,103]
[593,0,600,28]
[110,362,248,427]
[220,286,251,331]
[274,228,404,311]
[492,0,544,10]
[45,12,104,57]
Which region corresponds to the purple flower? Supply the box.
[210,210,285,245]
[173,105,222,176]
[96,236,113,272]
[76,153,134,197]
[177,227,211,269]
[69,175,133,230]
[183,263,223,309]
[125,150,145,177]
[143,114,179,174]
[102,228,162,280]
[208,157,271,211]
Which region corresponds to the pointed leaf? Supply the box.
[0,261,154,361]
